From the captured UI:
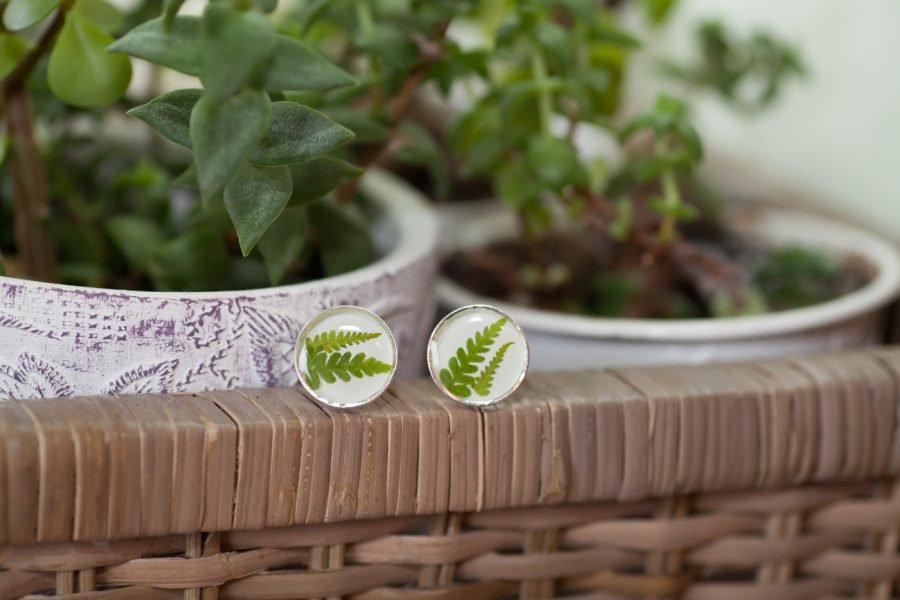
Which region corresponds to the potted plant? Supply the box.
[0,0,441,398]
[381,1,900,370]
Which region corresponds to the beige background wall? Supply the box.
[627,0,900,241]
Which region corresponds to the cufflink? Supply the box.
[427,304,529,406]
[294,306,397,409]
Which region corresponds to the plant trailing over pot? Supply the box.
[0,0,455,291]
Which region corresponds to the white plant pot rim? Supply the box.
[439,206,900,343]
[0,169,436,300]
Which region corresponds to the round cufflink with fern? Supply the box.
[428,305,529,406]
[294,306,397,409]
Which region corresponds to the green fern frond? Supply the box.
[439,317,510,398]
[303,328,392,390]
[308,329,382,353]
[471,341,513,396]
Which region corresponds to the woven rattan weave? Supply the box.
[2,348,900,598]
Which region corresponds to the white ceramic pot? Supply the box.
[439,205,900,371]
[0,170,438,399]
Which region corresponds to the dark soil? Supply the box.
[443,223,871,319]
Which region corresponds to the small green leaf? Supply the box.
[304,330,392,388]
[439,318,509,397]
[472,342,513,396]
[0,34,30,80]
[289,157,362,205]
[224,164,293,256]
[257,206,308,285]
[74,0,123,33]
[267,35,356,92]
[190,89,270,200]
[3,0,60,31]
[644,0,678,25]
[105,215,165,269]
[255,0,278,13]
[393,122,449,198]
[249,102,353,166]
[128,89,202,148]
[48,11,131,107]
[109,17,354,93]
[307,200,375,276]
[149,229,230,292]
[200,3,275,100]
[526,137,586,192]
[308,329,381,353]
[107,16,201,76]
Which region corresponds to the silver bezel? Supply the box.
[426,304,530,407]
[294,305,398,409]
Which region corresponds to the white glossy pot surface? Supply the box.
[439,205,900,371]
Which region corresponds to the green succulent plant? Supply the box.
[0,0,827,318]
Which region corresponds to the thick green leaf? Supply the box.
[128,89,202,148]
[0,34,29,79]
[200,3,275,100]
[393,122,449,198]
[224,164,293,256]
[150,229,230,292]
[74,0,123,33]
[109,17,353,92]
[107,16,201,76]
[105,215,165,269]
[190,89,270,201]
[526,137,586,192]
[322,108,389,144]
[48,12,131,107]
[258,206,308,284]
[249,102,353,166]
[267,35,356,92]
[307,200,375,276]
[644,0,678,25]
[289,157,362,205]
[3,0,60,31]
[255,0,278,12]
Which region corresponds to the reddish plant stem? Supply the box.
[5,89,56,281]
[336,20,451,204]
[1,3,72,281]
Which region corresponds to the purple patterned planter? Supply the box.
[0,171,438,399]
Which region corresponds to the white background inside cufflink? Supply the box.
[429,307,528,405]
[296,308,396,407]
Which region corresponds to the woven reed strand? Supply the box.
[1,347,900,598]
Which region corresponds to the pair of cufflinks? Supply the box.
[294,305,529,409]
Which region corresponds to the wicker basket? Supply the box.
[1,348,899,599]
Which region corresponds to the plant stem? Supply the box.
[355,1,382,111]
[658,166,680,243]
[5,87,56,281]
[336,19,451,204]
[530,47,552,138]
[1,3,72,281]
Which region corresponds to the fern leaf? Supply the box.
[307,349,392,387]
[308,329,382,353]
[439,317,508,397]
[472,342,513,396]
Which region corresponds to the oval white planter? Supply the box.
[439,206,900,371]
[0,170,438,399]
